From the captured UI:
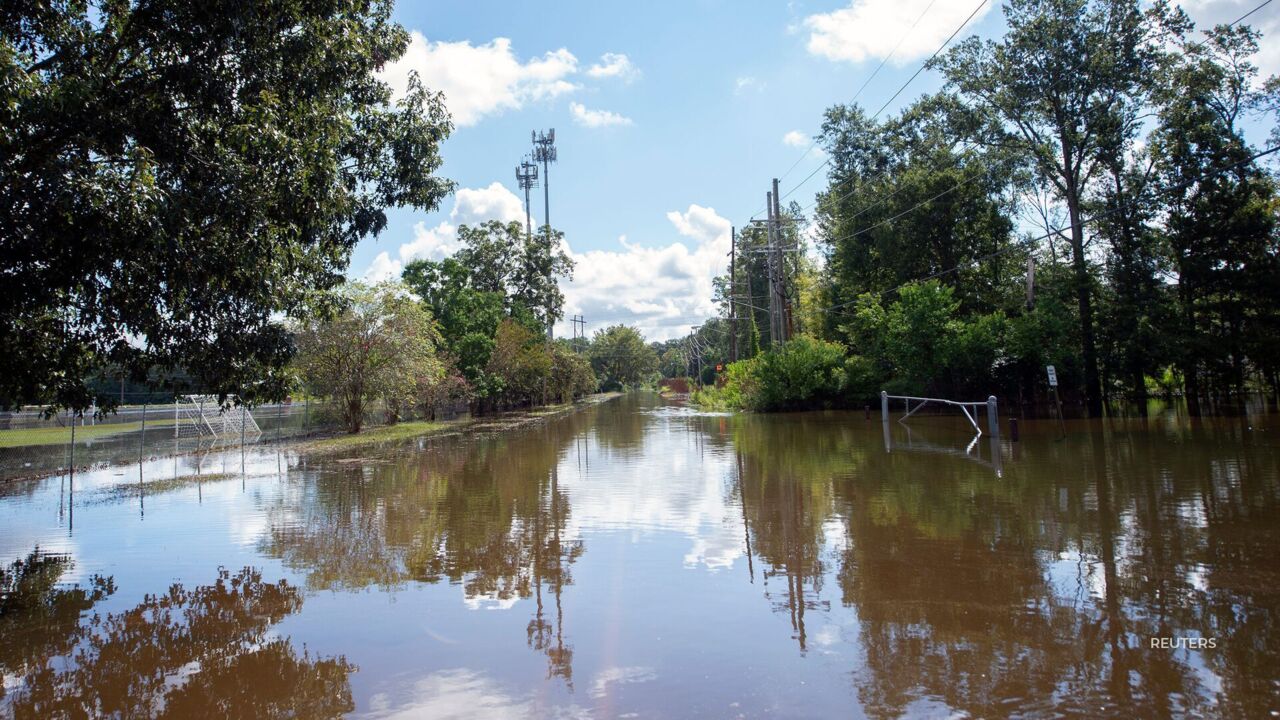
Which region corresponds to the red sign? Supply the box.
[715,364,723,372]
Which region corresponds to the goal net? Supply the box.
[174,395,260,439]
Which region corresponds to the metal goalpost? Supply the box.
[174,395,260,439]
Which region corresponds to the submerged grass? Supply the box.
[0,419,178,448]
[295,393,623,455]
[296,419,464,452]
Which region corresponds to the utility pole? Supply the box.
[729,226,738,363]
[765,190,782,347]
[570,315,586,351]
[772,177,790,344]
[515,156,538,243]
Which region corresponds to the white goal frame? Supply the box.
[174,395,260,438]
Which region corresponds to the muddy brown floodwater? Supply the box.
[2,393,1279,718]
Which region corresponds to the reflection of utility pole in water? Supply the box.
[736,451,755,584]
[549,463,571,685]
[789,479,806,651]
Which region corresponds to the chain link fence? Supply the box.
[0,393,422,482]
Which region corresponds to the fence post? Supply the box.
[139,402,147,467]
[880,390,889,420]
[987,395,999,437]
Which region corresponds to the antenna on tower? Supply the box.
[515,156,539,242]
[532,129,557,233]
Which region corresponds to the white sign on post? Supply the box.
[1046,365,1058,387]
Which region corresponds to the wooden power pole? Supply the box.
[730,226,738,363]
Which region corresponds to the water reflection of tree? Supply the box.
[733,413,860,651]
[0,556,352,718]
[0,550,115,694]
[259,413,590,684]
[729,411,1280,717]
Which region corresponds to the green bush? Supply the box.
[694,336,850,412]
[751,336,849,411]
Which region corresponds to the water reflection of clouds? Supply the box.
[561,427,745,572]
[362,668,589,719]
[362,665,657,719]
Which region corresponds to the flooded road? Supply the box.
[3,393,1279,718]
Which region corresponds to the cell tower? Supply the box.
[532,129,557,233]
[532,129,558,339]
[515,156,539,242]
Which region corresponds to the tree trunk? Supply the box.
[1066,190,1104,418]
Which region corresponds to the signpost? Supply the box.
[1047,365,1066,439]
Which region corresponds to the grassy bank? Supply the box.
[294,393,622,455]
[0,419,178,448]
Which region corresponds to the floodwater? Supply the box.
[2,393,1279,718]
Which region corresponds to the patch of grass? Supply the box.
[0,419,177,448]
[298,419,464,452]
[93,472,239,502]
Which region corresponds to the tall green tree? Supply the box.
[815,95,1018,342]
[1149,20,1280,410]
[589,326,657,391]
[294,282,443,433]
[453,220,574,329]
[933,0,1153,416]
[0,0,454,412]
[402,257,506,396]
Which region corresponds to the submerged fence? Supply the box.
[0,393,411,482]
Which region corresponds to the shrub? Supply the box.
[750,336,849,411]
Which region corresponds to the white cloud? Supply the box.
[555,204,733,341]
[803,0,994,64]
[782,130,809,147]
[734,76,765,94]
[362,182,527,279]
[451,182,526,227]
[586,52,640,81]
[569,102,633,128]
[379,33,579,126]
[364,251,403,283]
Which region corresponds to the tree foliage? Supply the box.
[294,282,443,432]
[589,326,657,391]
[0,0,453,412]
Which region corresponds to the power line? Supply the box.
[796,0,1273,237]
[772,0,989,208]
[775,0,945,188]
[810,143,1280,318]
[709,0,1274,335]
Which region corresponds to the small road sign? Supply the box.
[1046,365,1058,387]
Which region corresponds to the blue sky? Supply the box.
[352,0,1278,341]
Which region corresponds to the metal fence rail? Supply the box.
[881,391,1000,437]
[0,394,376,482]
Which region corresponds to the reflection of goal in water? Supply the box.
[173,395,260,439]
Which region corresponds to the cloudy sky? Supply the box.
[354,0,1279,341]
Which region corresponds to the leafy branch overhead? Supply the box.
[0,0,455,411]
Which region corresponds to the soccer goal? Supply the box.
[174,395,260,439]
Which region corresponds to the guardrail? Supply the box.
[881,391,999,437]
